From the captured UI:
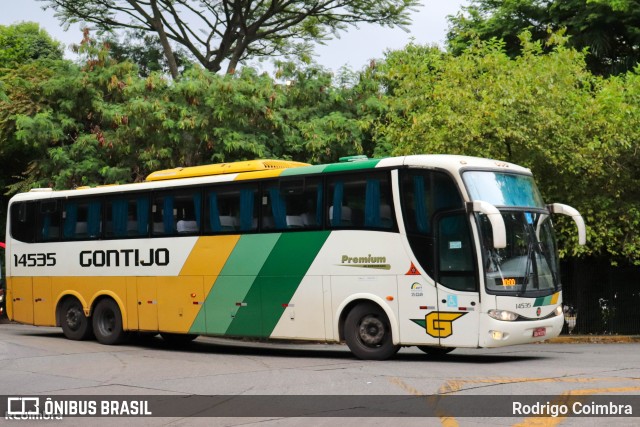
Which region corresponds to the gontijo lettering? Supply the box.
[79,248,169,267]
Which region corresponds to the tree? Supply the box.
[372,35,640,265]
[0,22,64,67]
[1,30,380,191]
[447,0,640,75]
[41,0,420,78]
[103,29,191,77]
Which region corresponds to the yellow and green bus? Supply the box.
[4,155,585,359]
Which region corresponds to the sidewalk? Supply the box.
[547,335,640,344]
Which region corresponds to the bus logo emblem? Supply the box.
[411,312,467,338]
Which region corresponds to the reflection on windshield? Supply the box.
[478,211,560,296]
[464,172,545,208]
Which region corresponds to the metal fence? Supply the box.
[560,260,640,335]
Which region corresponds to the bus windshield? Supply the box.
[463,171,545,208]
[477,211,560,296]
[463,170,560,296]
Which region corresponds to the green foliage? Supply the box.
[0,37,380,191]
[447,0,640,75]
[373,35,640,264]
[0,22,64,68]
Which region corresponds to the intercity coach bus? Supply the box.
[4,155,585,360]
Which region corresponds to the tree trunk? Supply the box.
[150,0,180,80]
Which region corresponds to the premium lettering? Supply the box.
[341,254,386,264]
[79,248,169,267]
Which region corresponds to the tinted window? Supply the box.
[327,172,393,230]
[204,184,258,233]
[63,199,102,240]
[10,202,37,243]
[105,195,150,238]
[152,190,202,236]
[401,170,462,235]
[262,178,323,231]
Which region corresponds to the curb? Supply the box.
[546,335,640,344]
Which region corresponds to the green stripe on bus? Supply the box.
[280,164,327,176]
[189,233,280,335]
[279,159,382,176]
[534,295,551,306]
[225,231,330,338]
[323,159,381,173]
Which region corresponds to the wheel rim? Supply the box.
[66,305,83,331]
[97,308,116,336]
[357,315,385,347]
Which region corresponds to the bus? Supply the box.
[4,155,585,360]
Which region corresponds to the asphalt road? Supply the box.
[0,321,638,426]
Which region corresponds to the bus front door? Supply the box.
[434,212,480,348]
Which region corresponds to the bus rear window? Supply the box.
[10,202,37,243]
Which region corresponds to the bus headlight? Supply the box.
[554,305,563,316]
[488,309,519,321]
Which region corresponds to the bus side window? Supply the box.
[10,202,37,243]
[153,191,202,236]
[105,196,149,238]
[40,200,61,242]
[204,184,257,234]
[402,171,462,235]
[262,177,323,231]
[63,200,102,240]
[328,172,393,230]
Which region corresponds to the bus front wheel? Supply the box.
[92,299,126,345]
[344,303,399,360]
[60,298,93,341]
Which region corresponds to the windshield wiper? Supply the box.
[518,221,543,296]
[518,239,534,297]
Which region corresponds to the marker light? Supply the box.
[488,309,519,321]
[490,330,505,340]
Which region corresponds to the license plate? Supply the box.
[533,327,546,337]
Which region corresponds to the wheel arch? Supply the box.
[335,294,400,345]
[55,292,89,327]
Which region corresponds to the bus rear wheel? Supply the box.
[92,299,126,345]
[344,303,399,360]
[60,298,93,341]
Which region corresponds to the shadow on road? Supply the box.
[13,324,545,364]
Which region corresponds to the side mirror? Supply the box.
[547,203,587,245]
[466,201,506,249]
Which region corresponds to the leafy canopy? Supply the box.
[372,34,640,264]
[447,0,640,75]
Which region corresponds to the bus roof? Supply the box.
[13,155,530,201]
[145,159,311,181]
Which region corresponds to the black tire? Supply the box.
[60,298,93,341]
[92,299,126,345]
[417,346,455,356]
[344,303,399,360]
[160,333,198,346]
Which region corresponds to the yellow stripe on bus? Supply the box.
[179,235,240,277]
